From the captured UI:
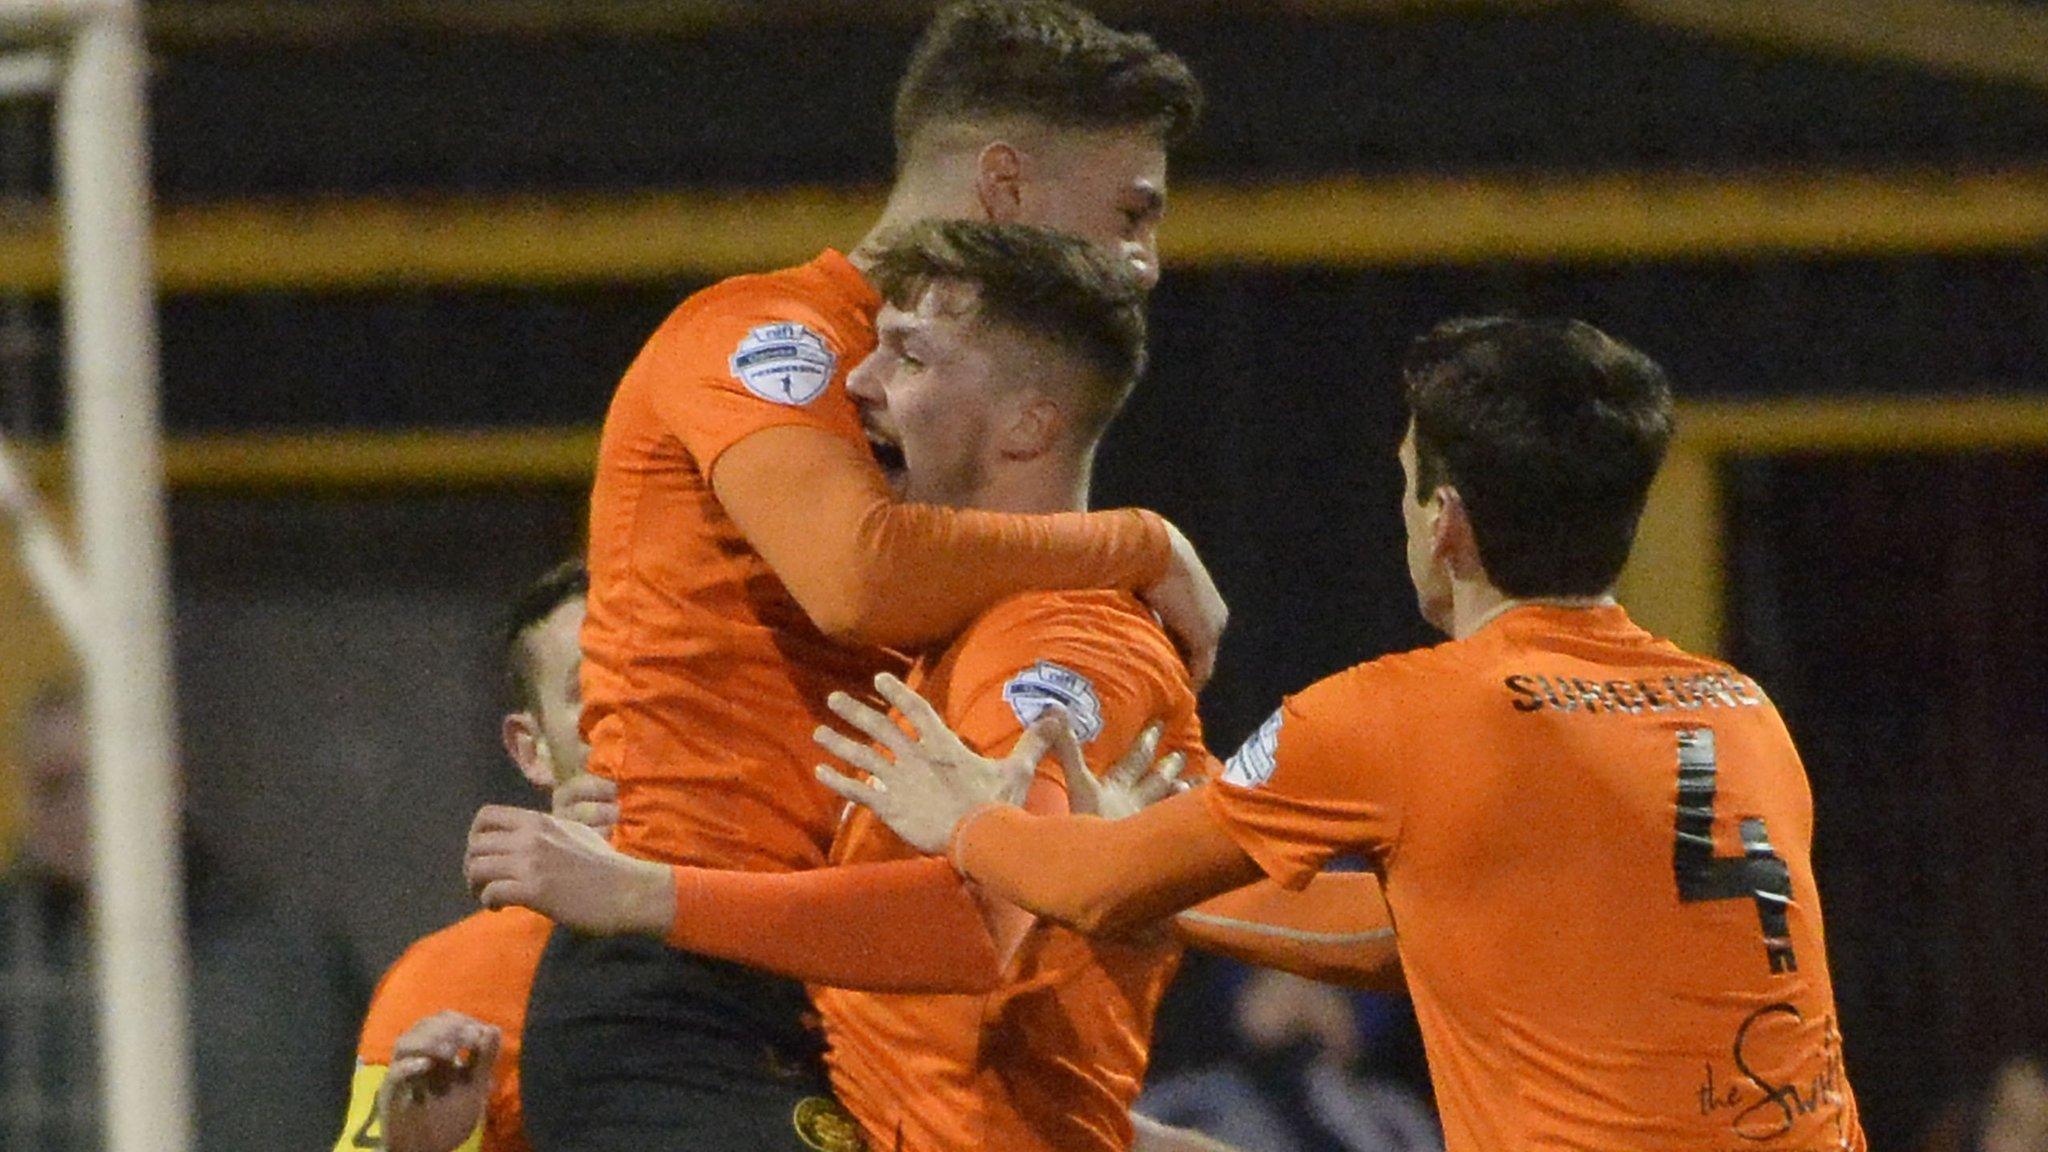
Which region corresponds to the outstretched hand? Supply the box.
[813,672,1064,854]
[1055,721,1189,822]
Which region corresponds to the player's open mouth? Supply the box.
[865,429,907,478]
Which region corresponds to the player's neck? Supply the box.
[1449,579,1617,639]
[966,454,1093,517]
[851,174,984,269]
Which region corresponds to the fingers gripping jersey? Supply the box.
[817,591,1204,1152]
[336,908,552,1152]
[1204,604,1865,1152]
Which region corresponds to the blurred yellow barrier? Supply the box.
[5,170,2048,293]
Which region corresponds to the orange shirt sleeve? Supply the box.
[951,790,1266,936]
[1176,872,1403,991]
[628,293,1173,648]
[1200,667,1407,889]
[714,426,1169,647]
[662,856,1003,993]
[632,297,867,474]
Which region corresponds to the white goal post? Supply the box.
[0,3,189,1152]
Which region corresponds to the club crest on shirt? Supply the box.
[729,322,837,406]
[1222,708,1283,788]
[791,1096,866,1152]
[1003,661,1105,743]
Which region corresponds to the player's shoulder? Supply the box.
[1295,636,1467,716]
[370,907,551,1024]
[942,591,1185,733]
[656,251,867,347]
[960,590,1179,677]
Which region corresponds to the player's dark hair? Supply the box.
[1403,317,1675,597]
[503,558,588,713]
[868,219,1148,439]
[893,0,1202,161]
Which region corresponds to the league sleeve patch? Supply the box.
[1221,708,1283,788]
[1002,661,1105,743]
[729,322,838,406]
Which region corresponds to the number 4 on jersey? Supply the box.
[1673,728,1797,974]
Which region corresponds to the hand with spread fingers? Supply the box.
[1052,720,1189,822]
[380,1011,501,1152]
[813,672,1064,854]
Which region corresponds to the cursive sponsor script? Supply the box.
[1694,1003,1849,1143]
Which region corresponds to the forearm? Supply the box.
[832,500,1169,645]
[666,856,1002,993]
[1176,874,1403,991]
[716,427,1170,646]
[949,790,1263,937]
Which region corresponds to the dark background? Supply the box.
[2,3,2045,1148]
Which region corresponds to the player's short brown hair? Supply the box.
[893,0,1202,159]
[503,558,588,713]
[867,219,1148,439]
[1403,317,1675,598]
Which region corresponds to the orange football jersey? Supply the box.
[581,250,900,871]
[1204,604,1865,1152]
[337,907,552,1152]
[818,590,1201,1152]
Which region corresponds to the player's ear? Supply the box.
[974,142,1025,223]
[1432,486,1483,578]
[502,712,556,791]
[997,393,1064,460]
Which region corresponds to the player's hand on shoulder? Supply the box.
[550,772,619,836]
[1142,519,1228,690]
[813,672,1054,854]
[464,804,674,938]
[1058,720,1188,822]
[380,1011,499,1152]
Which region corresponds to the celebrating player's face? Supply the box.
[848,280,1039,508]
[1007,129,1168,291]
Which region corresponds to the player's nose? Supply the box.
[845,358,883,405]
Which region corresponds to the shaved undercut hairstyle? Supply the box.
[1404,317,1676,598]
[893,0,1203,163]
[502,558,588,714]
[868,218,1148,438]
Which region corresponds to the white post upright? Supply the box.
[52,1,192,1151]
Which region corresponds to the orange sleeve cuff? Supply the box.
[664,857,1001,994]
